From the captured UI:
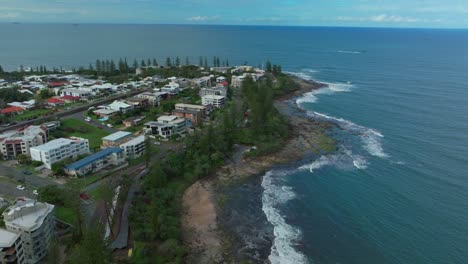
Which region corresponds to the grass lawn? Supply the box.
[14,109,54,121]
[65,172,109,190]
[55,206,77,225]
[60,118,110,149]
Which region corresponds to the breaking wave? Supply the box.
[299,147,368,173]
[307,111,389,158]
[294,81,353,105]
[337,50,362,54]
[262,171,309,264]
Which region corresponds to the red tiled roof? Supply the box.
[60,95,80,101]
[0,106,25,114]
[220,81,229,86]
[48,81,68,87]
[46,98,65,104]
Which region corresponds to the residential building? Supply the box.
[199,87,227,97]
[191,76,211,87]
[231,75,246,88]
[65,147,126,177]
[30,137,90,169]
[0,106,25,115]
[45,98,64,107]
[157,115,191,135]
[92,109,119,117]
[144,122,174,138]
[2,199,55,264]
[216,76,227,83]
[135,92,162,106]
[101,131,133,148]
[0,229,25,264]
[174,103,211,116]
[120,135,145,159]
[58,95,80,103]
[160,82,180,94]
[210,67,231,73]
[0,126,48,160]
[202,95,226,108]
[125,97,149,109]
[107,100,134,113]
[122,116,145,128]
[59,88,91,99]
[172,109,201,126]
[8,100,36,110]
[42,121,61,132]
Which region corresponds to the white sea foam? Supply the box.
[299,148,368,173]
[261,171,309,264]
[337,50,362,54]
[308,111,389,159]
[352,155,368,169]
[295,81,353,105]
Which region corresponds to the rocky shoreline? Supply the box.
[182,76,336,263]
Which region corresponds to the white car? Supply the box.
[85,117,91,122]
[16,185,25,190]
[33,190,39,195]
[107,124,113,128]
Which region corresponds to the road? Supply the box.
[0,162,57,188]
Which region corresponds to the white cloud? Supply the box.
[187,15,220,22]
[337,14,423,23]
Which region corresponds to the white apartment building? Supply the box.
[0,229,25,264]
[0,126,48,160]
[135,92,162,106]
[120,135,146,159]
[30,137,90,169]
[2,199,55,264]
[157,115,191,135]
[59,88,91,99]
[202,95,226,108]
[231,75,246,88]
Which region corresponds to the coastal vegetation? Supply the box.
[129,65,295,263]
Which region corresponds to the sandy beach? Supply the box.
[181,76,334,263]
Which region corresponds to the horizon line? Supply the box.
[0,22,467,30]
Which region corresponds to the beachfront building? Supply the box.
[231,75,246,88]
[30,137,90,169]
[2,199,55,264]
[65,147,126,177]
[202,95,226,108]
[107,100,134,114]
[0,229,25,264]
[120,135,145,159]
[101,131,133,148]
[0,126,48,160]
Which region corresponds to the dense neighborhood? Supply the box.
[0,60,280,264]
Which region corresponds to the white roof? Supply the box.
[120,135,145,147]
[102,131,132,142]
[93,109,119,115]
[108,101,133,110]
[0,229,20,248]
[30,137,86,152]
[175,103,205,110]
[157,115,178,123]
[3,199,54,232]
[202,95,225,100]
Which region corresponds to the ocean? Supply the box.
[2,24,468,264]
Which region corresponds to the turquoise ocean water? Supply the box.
[1,24,468,264]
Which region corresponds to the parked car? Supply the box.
[33,190,39,195]
[16,185,25,190]
[107,124,113,128]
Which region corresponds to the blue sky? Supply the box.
[1,0,467,28]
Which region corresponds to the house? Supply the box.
[0,229,25,264]
[125,97,149,109]
[43,121,61,131]
[0,106,25,115]
[202,95,226,108]
[172,109,202,126]
[1,198,55,264]
[30,137,90,169]
[107,100,134,114]
[92,109,119,117]
[59,95,80,103]
[135,92,162,107]
[59,88,91,99]
[0,126,48,159]
[102,131,134,148]
[122,116,145,128]
[46,97,65,107]
[120,135,145,159]
[160,82,180,94]
[191,76,212,87]
[8,100,36,110]
[210,67,231,73]
[65,147,126,177]
[216,76,227,83]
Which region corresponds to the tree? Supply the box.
[166,57,172,67]
[226,59,229,67]
[0,65,3,73]
[185,56,190,66]
[39,89,53,99]
[144,137,152,167]
[266,60,272,72]
[141,59,146,67]
[109,60,116,73]
[88,63,94,71]
[216,57,221,67]
[68,225,111,264]
[95,60,102,73]
[133,59,139,69]
[199,56,203,66]
[51,161,66,176]
[147,58,152,66]
[16,154,31,165]
[204,57,208,68]
[153,58,158,66]
[175,56,181,67]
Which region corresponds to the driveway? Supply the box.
[63,110,118,134]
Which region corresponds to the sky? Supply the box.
[0,0,468,28]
